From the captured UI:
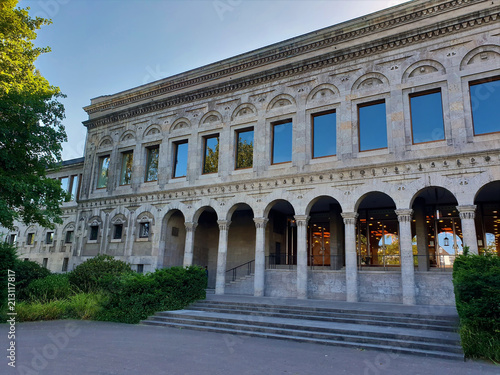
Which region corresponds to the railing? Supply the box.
[357,254,401,271]
[266,254,296,269]
[413,254,457,271]
[226,260,254,282]
[309,255,344,270]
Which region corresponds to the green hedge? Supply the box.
[25,273,72,303]
[453,254,500,361]
[97,266,206,324]
[68,254,132,292]
[0,242,17,309]
[13,260,51,300]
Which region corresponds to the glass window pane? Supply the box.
[97,156,110,188]
[359,102,387,151]
[90,226,99,241]
[236,129,254,169]
[120,152,133,185]
[203,136,219,174]
[471,79,500,135]
[173,142,188,178]
[272,121,293,164]
[65,231,73,244]
[410,91,444,143]
[113,224,123,240]
[145,147,159,182]
[60,177,70,202]
[70,175,79,201]
[313,112,336,158]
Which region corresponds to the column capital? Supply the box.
[184,222,198,233]
[341,212,358,225]
[395,209,413,222]
[253,217,269,229]
[217,220,231,231]
[457,205,476,220]
[294,215,310,227]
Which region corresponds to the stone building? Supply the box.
[5,0,500,305]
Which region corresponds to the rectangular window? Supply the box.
[89,225,99,241]
[120,151,134,185]
[9,234,16,245]
[65,231,74,244]
[145,146,159,182]
[358,100,387,151]
[46,232,54,245]
[27,233,34,245]
[272,120,293,164]
[173,141,188,178]
[42,258,48,268]
[235,128,254,169]
[312,111,336,158]
[60,177,70,201]
[70,175,79,201]
[97,155,110,189]
[410,90,445,144]
[137,264,144,274]
[139,222,150,238]
[470,77,500,135]
[203,135,219,174]
[62,258,69,272]
[113,224,123,240]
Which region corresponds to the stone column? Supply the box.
[457,205,479,255]
[295,215,310,300]
[215,220,231,295]
[253,217,269,297]
[182,222,198,267]
[341,212,358,302]
[396,209,416,305]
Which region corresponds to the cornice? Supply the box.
[84,0,487,116]
[77,150,500,210]
[84,8,500,130]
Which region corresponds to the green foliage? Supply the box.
[203,140,219,174]
[97,266,206,324]
[0,0,67,230]
[68,255,132,293]
[0,242,17,308]
[25,273,72,303]
[13,259,51,300]
[453,254,500,361]
[15,299,67,321]
[236,139,253,169]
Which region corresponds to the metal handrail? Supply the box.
[226,260,255,282]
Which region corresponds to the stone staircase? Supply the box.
[141,296,463,360]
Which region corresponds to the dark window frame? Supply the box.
[65,231,73,244]
[27,233,35,245]
[202,134,220,175]
[172,140,189,178]
[271,119,293,165]
[311,110,337,159]
[409,88,445,145]
[89,225,99,241]
[144,145,160,183]
[119,150,134,186]
[139,222,150,238]
[235,127,254,170]
[96,155,110,189]
[45,232,54,245]
[469,76,500,136]
[113,224,124,240]
[357,99,388,152]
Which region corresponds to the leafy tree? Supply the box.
[236,139,253,169]
[0,0,67,230]
[203,141,219,174]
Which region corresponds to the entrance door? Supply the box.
[308,222,331,266]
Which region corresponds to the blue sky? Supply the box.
[19,0,408,160]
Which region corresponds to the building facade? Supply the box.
[5,0,500,305]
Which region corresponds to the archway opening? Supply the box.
[307,196,343,269]
[161,210,186,268]
[411,187,460,270]
[356,192,398,268]
[475,181,500,256]
[266,200,296,268]
[193,207,219,288]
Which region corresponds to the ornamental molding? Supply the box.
[217,220,231,231]
[395,209,414,222]
[184,222,198,232]
[253,217,269,229]
[457,204,477,219]
[83,10,500,129]
[341,212,359,225]
[78,151,499,210]
[84,0,486,117]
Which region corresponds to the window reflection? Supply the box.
[203,136,219,174]
[312,111,336,158]
[470,77,500,135]
[272,121,293,164]
[358,101,387,151]
[236,129,254,169]
[120,151,133,185]
[145,146,159,182]
[410,90,445,143]
[173,141,188,178]
[97,156,110,189]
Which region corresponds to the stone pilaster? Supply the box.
[295,215,310,300]
[182,222,198,267]
[457,205,478,255]
[395,209,416,305]
[341,212,358,302]
[215,220,231,295]
[253,217,269,297]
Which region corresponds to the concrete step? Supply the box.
[141,312,462,360]
[141,299,462,360]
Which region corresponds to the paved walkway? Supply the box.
[1,320,497,375]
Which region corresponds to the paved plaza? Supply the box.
[1,320,498,375]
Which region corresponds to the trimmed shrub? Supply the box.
[0,242,17,309]
[68,255,132,293]
[25,273,72,303]
[13,260,51,300]
[453,254,500,361]
[97,266,206,324]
